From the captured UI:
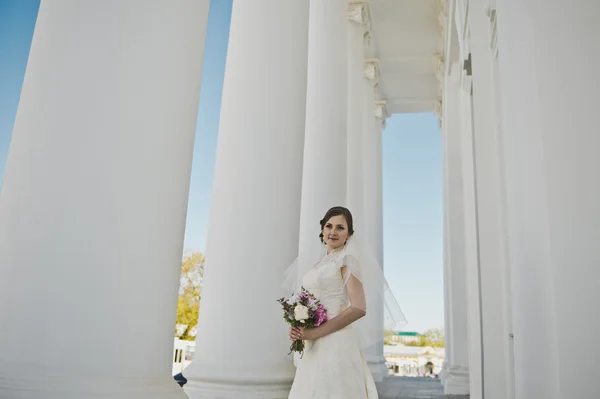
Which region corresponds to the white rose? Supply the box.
[294,305,309,321]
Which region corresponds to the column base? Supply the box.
[439,360,450,384]
[183,361,295,399]
[441,364,470,395]
[0,364,187,399]
[365,355,389,382]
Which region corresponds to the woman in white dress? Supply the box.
[285,206,406,399]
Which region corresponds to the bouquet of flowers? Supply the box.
[277,286,328,356]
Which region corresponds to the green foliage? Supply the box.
[175,250,204,341]
[383,329,395,345]
[423,328,444,343]
[404,328,445,348]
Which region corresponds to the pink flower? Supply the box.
[314,306,328,327]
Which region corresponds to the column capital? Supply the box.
[348,2,367,24]
[375,102,388,128]
[437,0,449,55]
[374,100,389,120]
[434,54,445,123]
[348,2,372,44]
[364,59,380,81]
[434,99,443,119]
[436,0,449,126]
[489,7,499,58]
[435,55,445,83]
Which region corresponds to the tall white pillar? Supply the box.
[458,70,484,399]
[0,2,208,398]
[361,61,388,382]
[298,0,347,262]
[346,3,366,226]
[495,1,600,398]
[182,2,309,398]
[373,103,385,271]
[440,62,470,395]
[346,3,388,382]
[441,131,453,387]
[469,1,514,397]
[373,116,387,379]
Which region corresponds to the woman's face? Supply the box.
[322,214,350,250]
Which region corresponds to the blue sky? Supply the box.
[0,0,443,333]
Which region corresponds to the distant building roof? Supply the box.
[396,331,420,336]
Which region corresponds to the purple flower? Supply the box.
[314,306,328,327]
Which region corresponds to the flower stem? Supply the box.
[288,339,305,358]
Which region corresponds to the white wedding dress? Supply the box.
[288,249,378,399]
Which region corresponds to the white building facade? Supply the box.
[0,1,598,399]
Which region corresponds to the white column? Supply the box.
[346,3,366,226]
[298,0,347,262]
[441,66,455,387]
[374,119,384,270]
[0,2,208,398]
[182,2,309,398]
[373,103,385,273]
[373,116,387,379]
[458,61,484,399]
[495,1,600,398]
[346,3,388,382]
[441,144,453,386]
[469,1,514,397]
[361,61,388,382]
[440,62,470,395]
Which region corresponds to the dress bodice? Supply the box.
[301,250,349,318]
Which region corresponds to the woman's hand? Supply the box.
[289,326,320,341]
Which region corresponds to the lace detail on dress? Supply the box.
[302,251,349,319]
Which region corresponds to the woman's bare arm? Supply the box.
[309,265,366,339]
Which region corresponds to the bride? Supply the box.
[284,206,406,398]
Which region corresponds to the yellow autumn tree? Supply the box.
[175,250,204,341]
